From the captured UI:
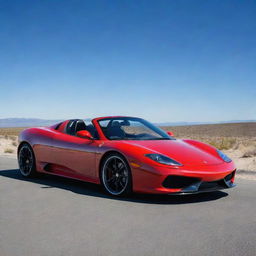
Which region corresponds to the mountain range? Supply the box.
[0,118,255,128]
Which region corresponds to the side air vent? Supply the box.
[224,171,235,182]
[44,163,53,172]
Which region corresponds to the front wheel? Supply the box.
[18,143,37,177]
[101,153,132,196]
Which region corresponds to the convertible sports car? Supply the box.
[18,116,236,196]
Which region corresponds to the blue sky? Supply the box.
[0,0,255,122]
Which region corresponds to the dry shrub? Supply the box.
[9,136,17,141]
[207,137,237,150]
[4,148,14,153]
[242,147,256,158]
[161,122,256,138]
[0,127,25,136]
[12,141,17,147]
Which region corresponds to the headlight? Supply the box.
[145,154,182,166]
[217,149,232,163]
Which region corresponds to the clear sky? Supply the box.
[0,0,255,123]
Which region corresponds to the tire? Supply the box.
[100,153,132,196]
[18,143,37,177]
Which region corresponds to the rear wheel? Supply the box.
[18,143,37,177]
[101,153,132,196]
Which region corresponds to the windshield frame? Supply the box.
[95,116,174,141]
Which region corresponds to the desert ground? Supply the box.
[0,123,255,179]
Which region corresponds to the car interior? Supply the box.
[106,121,125,139]
[56,118,170,140]
[64,119,99,139]
[98,118,172,140]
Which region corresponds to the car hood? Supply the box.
[122,139,223,166]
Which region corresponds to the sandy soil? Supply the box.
[223,149,256,180]
[0,136,18,158]
[0,135,255,180]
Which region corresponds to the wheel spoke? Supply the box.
[20,151,25,159]
[117,163,124,172]
[114,180,119,190]
[107,176,116,183]
[119,179,125,188]
[106,167,113,176]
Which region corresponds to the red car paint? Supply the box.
[18,116,236,194]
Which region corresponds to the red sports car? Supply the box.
[18,116,236,196]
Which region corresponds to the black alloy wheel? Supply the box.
[101,153,132,196]
[18,144,37,177]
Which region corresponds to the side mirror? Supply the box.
[76,130,93,140]
[167,131,174,137]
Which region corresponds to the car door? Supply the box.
[48,120,98,180]
[32,127,56,168]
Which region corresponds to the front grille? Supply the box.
[162,175,201,189]
[200,181,219,189]
[199,181,224,191]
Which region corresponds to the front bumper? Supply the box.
[164,171,236,195]
[131,161,236,194]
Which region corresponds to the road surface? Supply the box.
[0,156,255,256]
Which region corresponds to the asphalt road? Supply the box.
[0,156,255,256]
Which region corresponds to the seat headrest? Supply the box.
[76,120,86,132]
[112,121,121,127]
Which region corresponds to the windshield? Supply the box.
[98,117,174,140]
